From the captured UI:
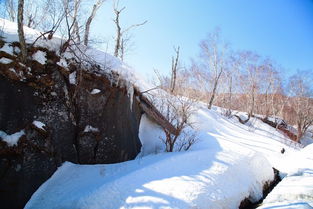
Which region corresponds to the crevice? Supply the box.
[239,168,282,209]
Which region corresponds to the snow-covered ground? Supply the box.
[24,103,313,209]
[1,18,313,209]
[258,144,313,208]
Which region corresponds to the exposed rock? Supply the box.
[0,42,143,209]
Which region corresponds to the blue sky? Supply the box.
[0,0,312,78]
[92,0,313,78]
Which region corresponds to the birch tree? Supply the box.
[83,0,105,46]
[17,0,27,63]
[113,0,147,60]
[198,29,228,109]
[288,71,313,142]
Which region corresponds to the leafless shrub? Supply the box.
[156,91,197,152]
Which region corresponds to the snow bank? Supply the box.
[259,174,313,208]
[0,130,25,146]
[25,148,273,209]
[257,144,313,208]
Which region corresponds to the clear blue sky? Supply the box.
[92,0,313,78]
[1,0,312,77]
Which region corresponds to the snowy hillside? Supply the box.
[1,18,312,209]
[25,103,313,209]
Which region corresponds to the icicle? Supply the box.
[128,85,134,111]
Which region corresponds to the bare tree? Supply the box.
[17,0,27,63]
[3,0,54,29]
[70,0,81,43]
[238,51,263,119]
[221,52,241,116]
[287,71,313,142]
[170,46,180,94]
[113,0,147,60]
[156,91,197,152]
[255,58,282,118]
[198,29,228,109]
[84,0,105,46]
[4,0,16,21]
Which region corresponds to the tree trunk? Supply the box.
[17,0,27,63]
[170,47,180,94]
[208,70,223,109]
[297,122,303,143]
[84,1,102,46]
[228,76,232,113]
[248,87,255,117]
[208,82,217,109]
[114,11,121,57]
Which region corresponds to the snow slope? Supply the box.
[25,101,313,209]
[25,102,308,209]
[258,144,313,208]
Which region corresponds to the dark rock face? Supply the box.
[0,53,142,208]
[75,75,142,164]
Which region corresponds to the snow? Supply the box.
[138,114,165,156]
[57,58,68,68]
[259,175,313,208]
[2,18,313,209]
[26,103,282,209]
[90,89,101,95]
[1,43,14,55]
[32,121,46,130]
[32,50,47,65]
[69,71,77,85]
[300,132,313,146]
[9,68,16,73]
[258,144,313,208]
[24,100,313,208]
[25,150,273,209]
[0,57,12,64]
[0,130,25,146]
[0,18,152,93]
[83,125,99,133]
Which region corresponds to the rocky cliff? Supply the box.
[0,38,142,209]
